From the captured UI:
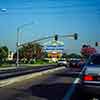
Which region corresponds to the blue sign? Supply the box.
[44,45,64,51]
[43,40,64,52]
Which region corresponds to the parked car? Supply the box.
[81,53,100,95]
[57,59,68,67]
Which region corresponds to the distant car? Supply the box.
[69,59,84,68]
[57,60,68,67]
[81,53,100,95]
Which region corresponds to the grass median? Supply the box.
[0,61,56,69]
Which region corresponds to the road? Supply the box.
[0,66,96,100]
[0,66,82,100]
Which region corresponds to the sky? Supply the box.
[0,0,100,53]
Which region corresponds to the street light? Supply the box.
[16,22,34,67]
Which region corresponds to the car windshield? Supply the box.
[88,55,100,65]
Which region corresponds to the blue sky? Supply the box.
[0,0,100,53]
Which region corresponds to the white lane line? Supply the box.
[63,66,86,100]
[93,98,99,100]
[74,78,80,84]
[63,77,80,100]
[0,67,65,88]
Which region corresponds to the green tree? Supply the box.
[1,46,9,58]
[62,53,68,58]
[0,46,9,63]
[2,46,8,54]
[68,53,81,59]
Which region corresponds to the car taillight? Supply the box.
[84,75,93,81]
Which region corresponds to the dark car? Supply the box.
[69,59,85,68]
[81,53,100,95]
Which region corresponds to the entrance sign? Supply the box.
[43,40,64,60]
[44,40,64,52]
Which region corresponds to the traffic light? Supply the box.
[95,42,98,46]
[55,34,58,41]
[74,33,78,40]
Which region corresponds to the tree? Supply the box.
[62,53,68,58]
[2,46,9,58]
[68,53,81,59]
[81,44,96,58]
[13,42,44,61]
[0,46,9,63]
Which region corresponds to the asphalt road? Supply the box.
[0,66,97,100]
[0,66,82,100]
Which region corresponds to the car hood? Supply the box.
[85,65,100,75]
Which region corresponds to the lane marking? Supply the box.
[63,66,86,100]
[0,67,65,88]
[63,77,80,100]
[74,78,80,84]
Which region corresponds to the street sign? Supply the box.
[43,40,64,60]
[44,40,64,52]
[44,45,64,50]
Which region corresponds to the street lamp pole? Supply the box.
[16,22,34,67]
[16,27,20,67]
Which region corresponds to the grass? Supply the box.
[0,61,56,68]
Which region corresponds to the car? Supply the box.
[69,59,85,68]
[81,53,100,95]
[57,59,68,67]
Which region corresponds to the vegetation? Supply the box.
[80,44,96,58]
[62,53,81,59]
[13,42,44,63]
[0,46,9,65]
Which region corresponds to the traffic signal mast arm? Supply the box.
[19,33,78,47]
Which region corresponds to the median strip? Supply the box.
[0,67,65,88]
